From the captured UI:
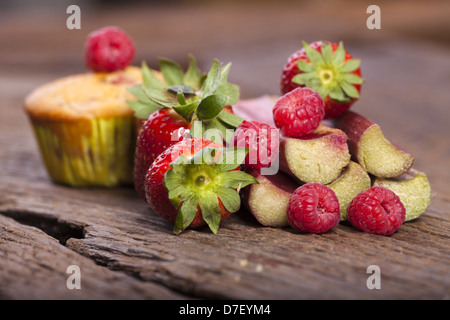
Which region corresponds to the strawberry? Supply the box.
[128,56,244,200]
[281,41,363,119]
[133,108,190,199]
[145,138,258,234]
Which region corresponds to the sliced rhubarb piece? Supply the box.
[327,161,371,221]
[333,111,414,178]
[279,124,351,184]
[241,168,299,228]
[232,95,277,126]
[373,168,431,221]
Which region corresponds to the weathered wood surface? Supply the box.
[0,1,449,299]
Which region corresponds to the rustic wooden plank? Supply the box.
[0,1,449,300]
[0,214,187,299]
[1,160,449,299]
[1,189,449,299]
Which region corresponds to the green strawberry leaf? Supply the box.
[297,59,315,73]
[215,82,240,106]
[216,110,243,129]
[206,118,239,144]
[142,61,165,90]
[341,73,364,85]
[189,146,220,166]
[219,171,259,190]
[292,72,316,85]
[173,101,199,122]
[174,195,198,235]
[328,85,348,102]
[306,78,324,93]
[302,41,324,64]
[143,87,179,108]
[127,100,159,119]
[183,54,202,90]
[340,80,360,99]
[340,59,361,73]
[196,94,229,120]
[218,62,232,86]
[215,146,249,173]
[321,43,333,64]
[204,119,229,144]
[159,58,185,86]
[315,86,330,101]
[127,84,151,102]
[189,119,228,144]
[332,42,346,66]
[189,120,204,139]
[127,84,163,119]
[200,59,221,98]
[216,186,241,213]
[199,191,222,234]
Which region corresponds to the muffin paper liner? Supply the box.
[30,116,136,187]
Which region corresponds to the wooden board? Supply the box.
[0,1,449,300]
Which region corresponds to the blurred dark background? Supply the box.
[1,0,449,93]
[1,0,449,190]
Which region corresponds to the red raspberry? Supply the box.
[287,183,340,234]
[231,120,280,170]
[273,87,324,137]
[85,26,135,72]
[347,186,406,236]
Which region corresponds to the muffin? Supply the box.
[24,66,142,187]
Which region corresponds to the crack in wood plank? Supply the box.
[0,209,84,245]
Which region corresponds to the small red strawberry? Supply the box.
[145,138,258,234]
[134,108,191,200]
[281,41,363,119]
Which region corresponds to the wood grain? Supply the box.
[0,1,449,300]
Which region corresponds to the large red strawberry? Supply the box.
[145,138,258,234]
[133,108,190,199]
[281,41,363,119]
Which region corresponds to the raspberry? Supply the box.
[85,26,135,72]
[273,87,325,137]
[347,186,406,236]
[231,120,280,170]
[287,183,340,234]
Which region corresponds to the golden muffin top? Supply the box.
[24,66,142,121]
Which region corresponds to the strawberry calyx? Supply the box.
[127,55,243,142]
[292,41,364,104]
[163,146,258,234]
